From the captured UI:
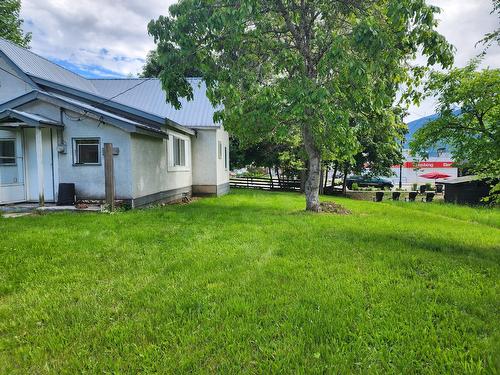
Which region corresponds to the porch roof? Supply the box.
[0,109,63,128]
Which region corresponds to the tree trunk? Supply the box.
[300,168,307,193]
[275,166,281,189]
[331,161,338,188]
[302,125,321,212]
[319,167,324,195]
[268,167,274,189]
[342,165,348,195]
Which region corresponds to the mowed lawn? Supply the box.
[0,190,499,374]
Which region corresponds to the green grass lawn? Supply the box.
[1,190,499,373]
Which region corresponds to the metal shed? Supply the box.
[442,176,492,205]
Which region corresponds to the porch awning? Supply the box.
[0,109,63,128]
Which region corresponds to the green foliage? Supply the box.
[147,0,454,209]
[351,182,359,190]
[0,0,31,47]
[478,0,499,51]
[0,190,499,372]
[140,49,202,78]
[410,62,500,203]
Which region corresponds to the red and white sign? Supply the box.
[392,161,454,168]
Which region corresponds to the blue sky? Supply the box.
[20,0,499,120]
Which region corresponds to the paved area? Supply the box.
[0,203,101,218]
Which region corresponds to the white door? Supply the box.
[24,128,55,202]
[0,129,26,204]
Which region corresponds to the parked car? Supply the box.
[346,176,394,190]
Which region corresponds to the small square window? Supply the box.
[74,139,100,165]
[0,139,16,165]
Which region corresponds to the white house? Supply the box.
[0,38,230,207]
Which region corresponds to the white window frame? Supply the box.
[168,132,190,171]
[0,139,16,166]
[73,138,101,165]
[224,146,228,170]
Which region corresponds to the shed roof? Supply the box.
[440,175,480,184]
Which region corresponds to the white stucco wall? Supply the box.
[191,128,217,186]
[0,56,34,104]
[191,126,230,194]
[215,126,230,186]
[130,129,192,199]
[17,100,133,200]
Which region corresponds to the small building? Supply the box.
[442,176,492,205]
[390,114,458,187]
[0,38,230,207]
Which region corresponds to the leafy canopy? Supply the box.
[148,0,453,210]
[410,61,500,202]
[0,0,31,47]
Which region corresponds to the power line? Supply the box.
[0,65,155,122]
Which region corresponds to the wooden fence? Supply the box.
[230,176,301,191]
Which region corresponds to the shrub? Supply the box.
[351,183,359,190]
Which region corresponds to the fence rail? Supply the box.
[230,177,301,191]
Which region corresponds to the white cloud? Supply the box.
[406,0,499,121]
[21,0,176,76]
[20,0,499,120]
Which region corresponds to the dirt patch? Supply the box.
[163,196,202,206]
[320,201,351,215]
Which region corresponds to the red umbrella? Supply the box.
[419,172,451,179]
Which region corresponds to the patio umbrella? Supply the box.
[419,172,451,180]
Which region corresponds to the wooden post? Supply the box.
[35,127,45,207]
[104,143,115,210]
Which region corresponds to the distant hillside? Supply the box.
[404,110,459,155]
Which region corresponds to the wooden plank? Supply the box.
[35,127,45,207]
[104,143,115,210]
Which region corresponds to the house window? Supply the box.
[218,141,222,159]
[173,136,186,167]
[437,148,446,157]
[74,139,100,165]
[0,139,16,165]
[224,146,228,170]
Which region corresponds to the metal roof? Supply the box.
[0,108,62,127]
[0,90,167,137]
[440,175,480,184]
[0,38,220,131]
[90,78,222,128]
[0,37,98,94]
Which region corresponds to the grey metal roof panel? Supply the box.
[48,93,166,135]
[0,37,98,94]
[0,108,62,126]
[90,78,221,128]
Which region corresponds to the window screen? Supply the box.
[173,136,186,166]
[0,140,16,165]
[75,139,100,164]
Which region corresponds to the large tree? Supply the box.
[410,62,500,203]
[148,0,453,211]
[0,0,31,47]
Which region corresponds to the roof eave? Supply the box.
[31,76,194,136]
